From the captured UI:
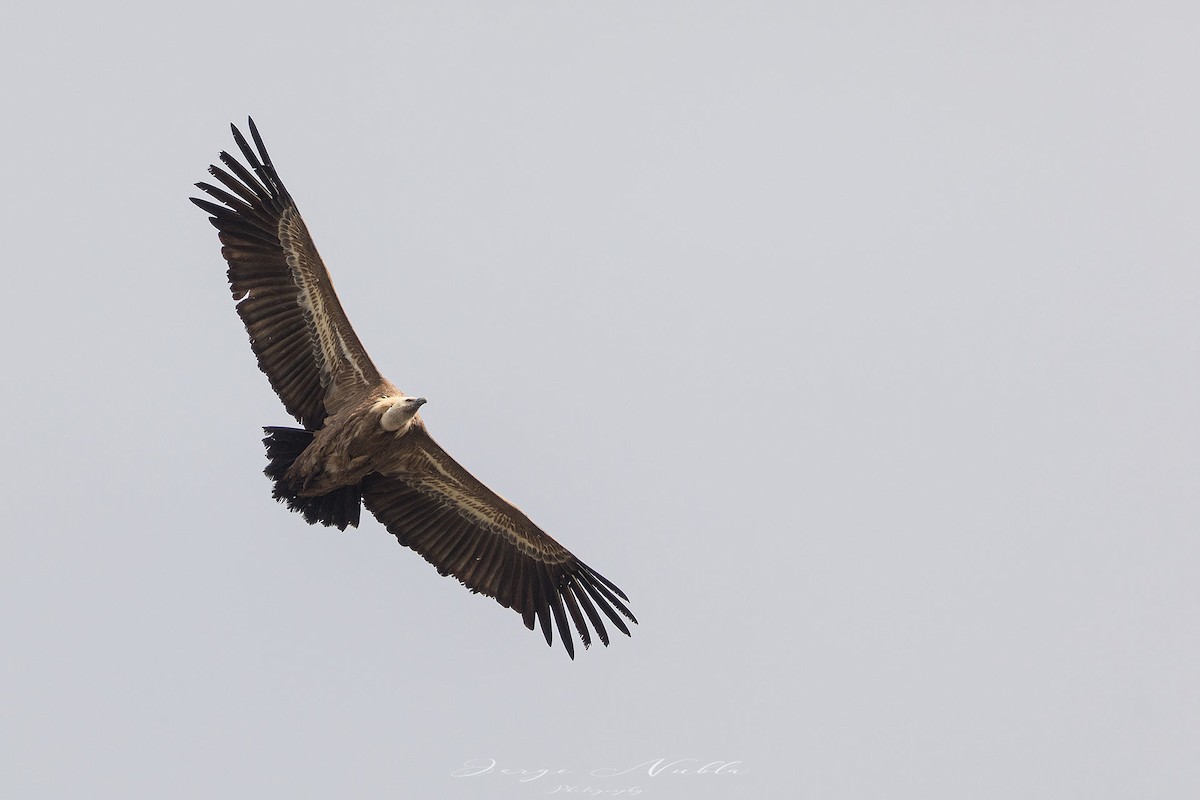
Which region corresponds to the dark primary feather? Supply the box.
[190,118,378,430]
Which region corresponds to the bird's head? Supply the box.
[380,395,427,432]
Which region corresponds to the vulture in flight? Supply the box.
[191,119,635,658]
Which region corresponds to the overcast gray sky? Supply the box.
[3,2,1198,798]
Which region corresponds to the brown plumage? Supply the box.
[192,118,635,658]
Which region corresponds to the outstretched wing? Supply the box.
[362,426,636,658]
[191,118,381,430]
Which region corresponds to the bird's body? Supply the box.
[192,119,635,658]
[286,388,415,496]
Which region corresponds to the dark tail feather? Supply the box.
[262,426,362,531]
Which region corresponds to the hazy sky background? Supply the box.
[3,2,1198,798]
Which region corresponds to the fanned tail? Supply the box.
[262,426,361,530]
